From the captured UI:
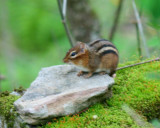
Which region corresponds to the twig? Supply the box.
[132,0,150,58]
[57,0,74,46]
[135,23,142,58]
[134,4,143,59]
[62,0,67,17]
[116,57,160,71]
[109,0,124,41]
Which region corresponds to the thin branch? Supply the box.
[132,0,150,58]
[62,0,67,17]
[116,57,160,71]
[57,0,74,46]
[134,4,143,59]
[135,22,142,58]
[109,0,124,41]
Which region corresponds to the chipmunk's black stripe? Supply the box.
[89,39,109,46]
[100,50,118,57]
[96,44,116,52]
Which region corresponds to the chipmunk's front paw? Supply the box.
[77,71,84,76]
[98,71,106,75]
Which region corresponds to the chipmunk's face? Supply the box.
[63,42,87,65]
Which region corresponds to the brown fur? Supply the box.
[100,53,118,76]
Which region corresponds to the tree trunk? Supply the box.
[67,0,100,44]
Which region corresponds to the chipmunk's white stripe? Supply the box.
[97,47,118,55]
[89,39,109,46]
[95,68,110,73]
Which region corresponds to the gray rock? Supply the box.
[14,65,114,125]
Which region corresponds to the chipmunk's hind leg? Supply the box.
[77,71,93,78]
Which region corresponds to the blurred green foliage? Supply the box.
[2,0,160,53]
[8,0,65,52]
[136,0,160,29]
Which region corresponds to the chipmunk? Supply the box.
[63,39,119,78]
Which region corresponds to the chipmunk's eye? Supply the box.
[70,51,77,57]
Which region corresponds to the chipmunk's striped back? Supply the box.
[89,39,118,57]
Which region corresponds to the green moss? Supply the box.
[14,86,26,96]
[108,60,160,120]
[42,59,160,128]
[0,91,10,97]
[14,86,26,93]
[43,104,141,128]
[0,94,19,127]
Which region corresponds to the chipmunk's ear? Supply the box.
[77,41,87,54]
[76,41,84,45]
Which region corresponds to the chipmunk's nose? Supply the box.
[63,58,68,63]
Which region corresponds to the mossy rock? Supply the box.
[42,60,160,128]
[0,95,19,127]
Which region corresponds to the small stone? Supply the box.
[112,73,116,78]
[10,91,24,96]
[93,115,98,119]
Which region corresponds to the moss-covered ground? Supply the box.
[0,59,160,128]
